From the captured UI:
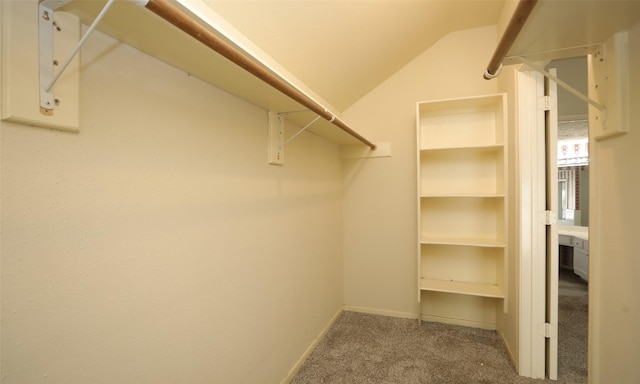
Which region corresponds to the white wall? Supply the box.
[341,26,499,317]
[1,25,344,384]
[589,19,640,383]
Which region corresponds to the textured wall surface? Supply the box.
[1,25,344,384]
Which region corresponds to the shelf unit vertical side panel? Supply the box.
[498,93,508,313]
[495,93,507,145]
[416,102,424,306]
[495,148,506,195]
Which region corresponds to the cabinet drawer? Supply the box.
[559,234,572,246]
[572,238,589,252]
[574,249,589,281]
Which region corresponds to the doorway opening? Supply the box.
[547,56,589,382]
[517,54,593,381]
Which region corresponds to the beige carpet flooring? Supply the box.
[292,271,588,384]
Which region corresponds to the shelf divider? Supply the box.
[420,278,504,298]
[420,236,506,248]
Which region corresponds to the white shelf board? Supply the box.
[419,144,504,152]
[420,194,506,198]
[420,278,504,298]
[59,0,365,145]
[420,236,505,248]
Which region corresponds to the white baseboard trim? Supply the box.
[344,305,418,320]
[499,330,518,373]
[281,307,343,383]
[421,314,496,330]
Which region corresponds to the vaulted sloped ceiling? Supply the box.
[207,0,505,111]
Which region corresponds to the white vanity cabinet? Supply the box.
[559,228,589,282]
[573,237,589,281]
[559,234,572,246]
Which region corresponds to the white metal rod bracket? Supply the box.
[281,115,322,148]
[38,1,67,114]
[267,111,323,165]
[277,109,310,116]
[516,56,606,112]
[39,0,115,114]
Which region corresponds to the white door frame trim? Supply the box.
[517,69,547,379]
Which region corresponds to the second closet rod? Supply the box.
[138,0,376,150]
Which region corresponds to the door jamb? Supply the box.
[517,69,547,379]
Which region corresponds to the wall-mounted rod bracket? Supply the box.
[268,110,326,165]
[281,115,322,148]
[39,0,72,114]
[516,56,606,112]
[268,111,284,165]
[276,109,311,116]
[39,0,115,115]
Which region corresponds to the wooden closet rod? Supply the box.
[484,0,538,79]
[141,0,376,150]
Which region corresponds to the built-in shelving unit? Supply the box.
[417,93,507,330]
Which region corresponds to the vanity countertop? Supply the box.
[559,226,589,241]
